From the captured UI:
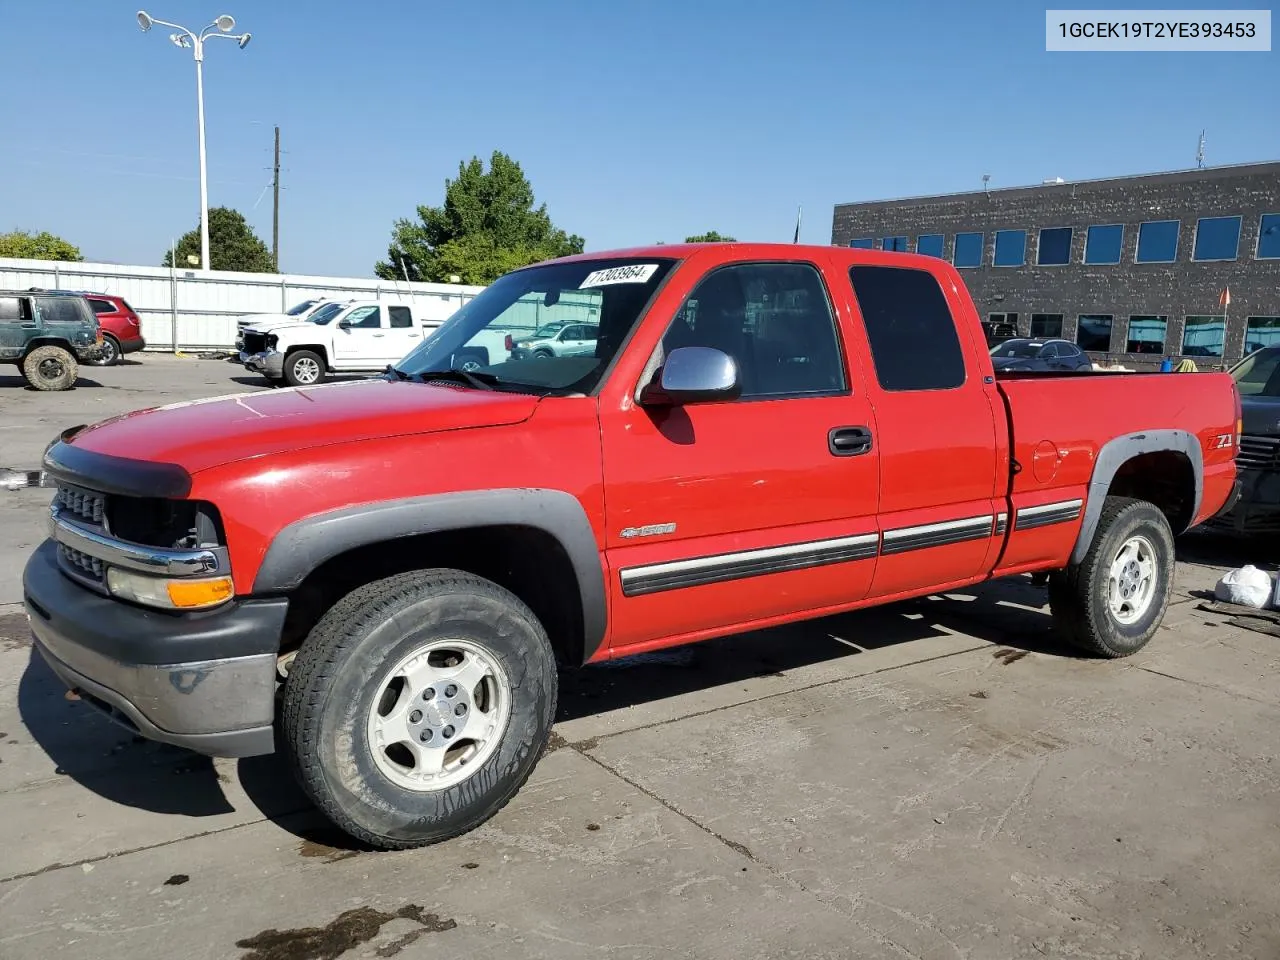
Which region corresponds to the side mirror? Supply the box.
[337,318,351,329]
[641,346,741,406]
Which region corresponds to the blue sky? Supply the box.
[1,1,1275,277]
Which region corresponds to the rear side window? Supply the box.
[36,297,88,324]
[88,298,116,315]
[0,297,23,321]
[388,306,413,329]
[849,266,966,391]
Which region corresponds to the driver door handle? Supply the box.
[829,426,873,457]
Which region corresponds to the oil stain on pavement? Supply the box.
[236,904,456,960]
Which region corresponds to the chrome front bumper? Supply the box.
[241,349,284,377]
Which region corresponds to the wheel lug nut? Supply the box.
[443,725,455,739]
[420,729,432,742]
[409,710,422,724]
[445,684,458,698]
[424,688,435,700]
[455,703,467,717]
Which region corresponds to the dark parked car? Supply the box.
[0,290,104,390]
[989,338,1092,372]
[33,290,147,365]
[1209,345,1280,536]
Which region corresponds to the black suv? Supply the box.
[0,291,104,390]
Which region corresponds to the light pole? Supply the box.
[137,10,251,272]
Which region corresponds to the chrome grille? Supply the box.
[55,484,106,525]
[1237,435,1280,470]
[58,543,105,583]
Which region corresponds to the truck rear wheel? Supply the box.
[282,569,558,850]
[22,345,78,391]
[1048,496,1175,658]
[284,349,325,386]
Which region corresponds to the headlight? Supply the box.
[106,568,234,610]
[266,334,278,349]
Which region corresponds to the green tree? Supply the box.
[377,152,584,285]
[0,230,83,261]
[162,207,275,273]
[684,231,736,243]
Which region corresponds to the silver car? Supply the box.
[509,321,599,359]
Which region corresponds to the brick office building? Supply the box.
[830,161,1280,367]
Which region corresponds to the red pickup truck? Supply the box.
[24,243,1240,849]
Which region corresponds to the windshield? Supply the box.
[991,341,1043,359]
[530,322,569,339]
[1232,347,1280,397]
[394,257,678,394]
[286,299,319,316]
[307,302,344,325]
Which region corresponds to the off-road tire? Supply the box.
[86,335,120,366]
[22,345,78,391]
[283,349,326,387]
[1049,496,1175,658]
[282,569,558,850]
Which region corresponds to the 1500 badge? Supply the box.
[619,522,677,539]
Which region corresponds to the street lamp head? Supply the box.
[237,32,251,49]
[215,14,235,32]
[136,10,153,31]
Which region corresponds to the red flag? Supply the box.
[1220,285,1231,309]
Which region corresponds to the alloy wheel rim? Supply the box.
[366,638,512,792]
[1107,534,1157,625]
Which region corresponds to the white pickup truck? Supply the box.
[240,299,448,386]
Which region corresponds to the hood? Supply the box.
[1241,393,1280,436]
[67,378,541,474]
[239,315,299,332]
[244,320,315,335]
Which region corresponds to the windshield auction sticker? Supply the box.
[580,264,659,288]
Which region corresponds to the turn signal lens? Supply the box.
[106,568,234,610]
[167,577,235,609]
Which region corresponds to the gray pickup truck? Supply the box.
[0,290,105,390]
[1211,346,1280,535]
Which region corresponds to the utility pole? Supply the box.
[272,125,281,272]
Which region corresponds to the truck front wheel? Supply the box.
[1048,496,1175,658]
[282,569,558,850]
[284,349,325,386]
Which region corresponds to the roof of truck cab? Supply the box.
[542,243,952,270]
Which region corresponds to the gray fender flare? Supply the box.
[253,488,607,661]
[1070,429,1203,566]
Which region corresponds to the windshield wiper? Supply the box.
[411,368,499,391]
[384,365,412,381]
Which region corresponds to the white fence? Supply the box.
[0,257,486,351]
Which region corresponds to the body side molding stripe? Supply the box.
[620,533,878,597]
[1014,498,1084,531]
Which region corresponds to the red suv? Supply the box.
[81,293,145,365]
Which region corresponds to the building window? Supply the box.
[1126,315,1167,354]
[1182,315,1226,357]
[915,234,944,258]
[1076,314,1113,352]
[850,265,965,391]
[1258,214,1280,259]
[993,230,1026,267]
[1084,224,1124,264]
[1244,317,1280,354]
[1037,227,1073,266]
[1136,220,1179,263]
[1030,313,1063,338]
[953,232,983,268]
[983,313,1019,346]
[849,238,875,249]
[882,236,908,252]
[1192,216,1242,262]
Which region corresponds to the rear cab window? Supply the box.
[388,306,413,329]
[848,265,966,391]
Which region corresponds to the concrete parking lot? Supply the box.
[2,356,1279,959]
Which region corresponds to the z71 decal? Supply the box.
[1209,434,1234,450]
